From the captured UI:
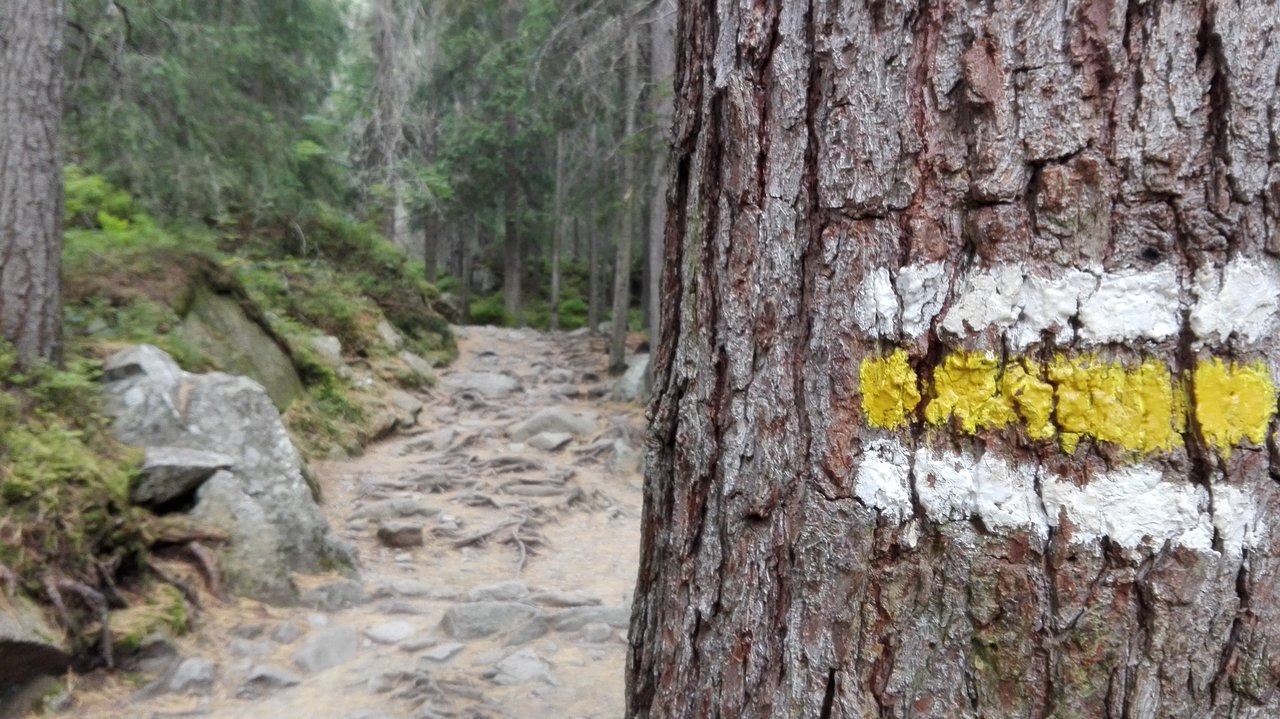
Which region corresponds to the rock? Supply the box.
[181,284,304,410]
[440,372,520,398]
[398,350,435,381]
[527,432,572,452]
[121,634,180,675]
[293,627,359,674]
[611,439,641,473]
[508,408,597,441]
[545,368,573,384]
[529,591,602,608]
[466,580,529,602]
[365,621,416,645]
[0,594,71,688]
[167,658,216,694]
[547,606,630,632]
[132,447,234,506]
[420,642,465,662]
[377,522,424,548]
[369,577,457,600]
[376,319,405,350]
[352,498,437,522]
[300,578,367,611]
[237,664,301,698]
[343,712,396,719]
[504,617,550,646]
[103,345,355,603]
[229,638,271,658]
[440,602,541,640]
[270,623,303,645]
[580,623,613,643]
[403,428,456,453]
[389,389,423,426]
[611,354,651,402]
[400,636,438,652]
[308,335,344,367]
[491,648,555,686]
[232,624,266,639]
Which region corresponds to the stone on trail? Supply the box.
[398,350,435,380]
[491,648,556,686]
[229,638,271,658]
[377,521,425,548]
[237,664,302,698]
[133,446,235,505]
[547,606,630,632]
[503,616,550,646]
[545,368,574,384]
[579,623,613,644]
[402,427,456,453]
[293,627,359,674]
[610,353,651,402]
[308,335,344,367]
[440,371,520,398]
[420,642,465,662]
[528,591,602,608]
[0,594,71,688]
[389,389,424,420]
[166,657,215,694]
[102,345,355,603]
[365,621,417,645]
[300,577,368,611]
[440,602,541,640]
[527,432,573,452]
[351,498,438,522]
[271,623,304,645]
[376,319,405,350]
[466,580,529,602]
[507,407,597,442]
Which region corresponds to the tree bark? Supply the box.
[501,0,522,325]
[459,214,477,323]
[610,26,641,373]
[551,131,566,332]
[628,2,1280,718]
[0,0,66,367]
[588,126,603,331]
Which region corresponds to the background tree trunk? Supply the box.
[610,27,640,372]
[646,0,675,349]
[551,131,566,331]
[0,0,66,367]
[628,2,1280,718]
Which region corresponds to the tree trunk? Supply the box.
[501,0,522,326]
[550,131,567,332]
[0,0,66,367]
[588,127,603,332]
[610,27,641,373]
[423,219,438,283]
[459,214,477,323]
[627,2,1280,718]
[646,0,676,349]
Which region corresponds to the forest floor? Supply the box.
[62,326,646,719]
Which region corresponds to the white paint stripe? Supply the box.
[851,256,1280,348]
[855,438,1265,556]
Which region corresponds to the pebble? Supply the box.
[167,658,216,694]
[293,627,359,674]
[365,620,417,645]
[419,642,465,662]
[377,521,425,548]
[271,622,304,645]
[467,580,529,602]
[237,664,302,699]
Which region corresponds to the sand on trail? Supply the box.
[61,325,646,719]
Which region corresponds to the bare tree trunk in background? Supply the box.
[609,27,640,373]
[646,0,675,349]
[550,132,566,331]
[459,215,476,323]
[0,0,65,367]
[628,2,1280,718]
[368,0,412,249]
[423,219,438,283]
[501,0,523,325]
[587,126,603,331]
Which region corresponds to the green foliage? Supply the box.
[0,345,149,587]
[468,294,513,327]
[558,296,589,330]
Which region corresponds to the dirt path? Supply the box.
[65,326,645,719]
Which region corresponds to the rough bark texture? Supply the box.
[628,1,1280,718]
[648,0,677,348]
[0,0,65,366]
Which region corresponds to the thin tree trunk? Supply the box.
[609,28,640,373]
[459,215,476,323]
[500,0,522,326]
[0,0,66,367]
[646,0,675,351]
[550,132,567,332]
[423,219,438,283]
[628,2,1280,718]
[587,127,603,331]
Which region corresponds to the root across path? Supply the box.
[66,326,645,719]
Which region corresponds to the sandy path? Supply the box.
[62,326,644,719]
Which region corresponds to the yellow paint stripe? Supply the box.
[859,352,1275,456]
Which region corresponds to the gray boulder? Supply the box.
[102,345,355,603]
[132,446,234,505]
[440,602,541,639]
[376,319,405,350]
[237,664,301,698]
[0,594,70,689]
[440,372,521,398]
[308,335,344,368]
[508,408,597,442]
[293,627,359,674]
[398,350,435,381]
[611,354,651,402]
[527,432,572,452]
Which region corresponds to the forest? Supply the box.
[7,1,1280,718]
